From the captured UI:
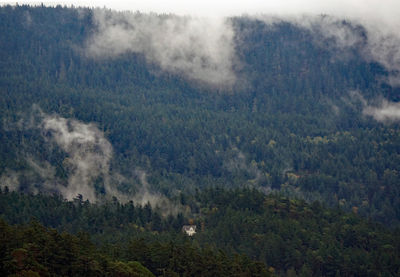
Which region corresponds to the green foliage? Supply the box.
[107,261,154,277]
[192,188,400,276]
[0,190,183,241]
[0,217,270,276]
[1,189,399,276]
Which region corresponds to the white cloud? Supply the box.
[86,9,236,87]
[363,99,400,122]
[349,90,400,123]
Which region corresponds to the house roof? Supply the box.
[182,225,196,231]
[182,225,197,236]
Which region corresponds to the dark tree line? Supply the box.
[1,188,400,276]
[0,217,270,276]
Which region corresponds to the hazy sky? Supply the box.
[7,1,400,21]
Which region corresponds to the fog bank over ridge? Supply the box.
[74,0,400,87]
[86,10,236,87]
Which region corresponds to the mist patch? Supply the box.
[86,9,236,88]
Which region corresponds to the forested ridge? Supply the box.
[1,188,400,276]
[0,4,400,276]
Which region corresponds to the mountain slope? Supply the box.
[0,5,399,226]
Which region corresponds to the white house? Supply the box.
[182,225,197,236]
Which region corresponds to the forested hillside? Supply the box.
[1,188,399,276]
[1,5,400,276]
[1,5,399,225]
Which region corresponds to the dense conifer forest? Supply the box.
[1,4,400,276]
[1,188,400,276]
